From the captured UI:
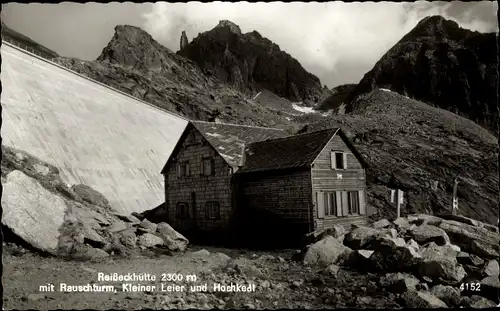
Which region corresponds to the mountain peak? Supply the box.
[215,20,242,35]
[406,15,468,41]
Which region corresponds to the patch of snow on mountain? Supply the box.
[292,102,316,114]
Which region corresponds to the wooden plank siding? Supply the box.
[311,133,368,231]
[238,168,313,238]
[163,126,233,234]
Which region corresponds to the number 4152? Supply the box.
[460,283,481,291]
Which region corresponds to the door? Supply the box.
[191,192,197,230]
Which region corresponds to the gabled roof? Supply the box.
[192,121,286,168]
[236,128,338,173]
[236,127,368,173]
[160,121,286,173]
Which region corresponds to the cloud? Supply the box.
[142,1,498,88]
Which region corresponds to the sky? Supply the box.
[2,2,498,88]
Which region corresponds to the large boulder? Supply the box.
[156,222,189,252]
[393,217,412,230]
[438,220,500,259]
[409,225,450,246]
[368,236,407,252]
[407,214,443,226]
[344,226,396,250]
[480,275,500,303]
[461,295,497,308]
[372,219,392,229]
[400,290,448,308]
[1,170,68,255]
[369,243,423,273]
[456,251,484,267]
[302,225,346,246]
[441,214,483,226]
[119,228,138,248]
[302,236,351,266]
[416,242,466,284]
[470,239,499,259]
[137,219,157,233]
[484,260,499,277]
[430,285,461,307]
[137,233,164,248]
[71,184,111,209]
[379,273,420,293]
[341,249,374,269]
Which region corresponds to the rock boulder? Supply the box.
[1,170,68,255]
[302,236,351,266]
[156,222,189,252]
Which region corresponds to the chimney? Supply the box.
[238,143,247,167]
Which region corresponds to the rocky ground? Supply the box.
[3,213,499,310]
[296,89,499,225]
[2,145,499,309]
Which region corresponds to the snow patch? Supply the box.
[206,132,222,138]
[379,88,410,99]
[292,103,316,114]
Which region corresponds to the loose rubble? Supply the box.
[2,146,499,309]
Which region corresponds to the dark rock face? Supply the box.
[315,84,357,112]
[180,31,189,50]
[178,20,323,105]
[329,15,498,134]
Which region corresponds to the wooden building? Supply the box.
[161,121,368,243]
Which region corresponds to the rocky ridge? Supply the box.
[322,15,498,134]
[294,88,499,225]
[178,20,324,105]
[1,22,59,59]
[52,25,298,130]
[315,83,357,112]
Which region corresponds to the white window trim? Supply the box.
[331,151,348,170]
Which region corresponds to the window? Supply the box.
[331,151,347,170]
[317,192,339,217]
[324,192,338,216]
[201,158,215,176]
[206,202,220,219]
[176,202,190,218]
[348,191,360,214]
[178,162,190,177]
[329,192,338,216]
[185,133,196,145]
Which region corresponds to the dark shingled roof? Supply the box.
[237,128,340,173]
[191,121,287,168]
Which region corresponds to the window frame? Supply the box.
[201,157,215,176]
[176,202,190,219]
[205,201,221,219]
[178,162,190,178]
[318,192,340,218]
[330,151,347,170]
[347,191,360,215]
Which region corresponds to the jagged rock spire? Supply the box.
[180,31,188,50]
